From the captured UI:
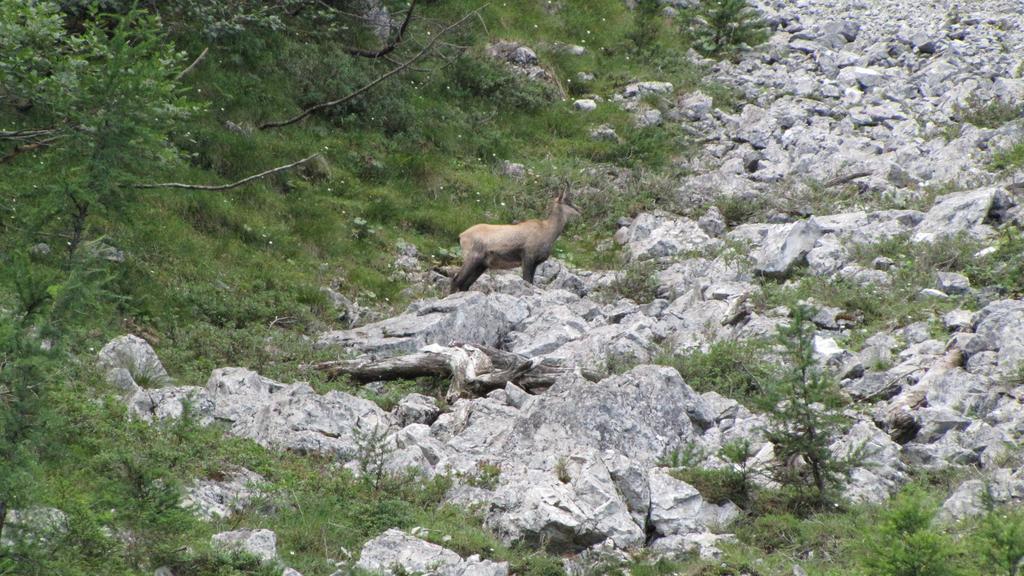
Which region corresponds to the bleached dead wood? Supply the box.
[314,342,594,401]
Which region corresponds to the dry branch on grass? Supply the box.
[134,153,321,191]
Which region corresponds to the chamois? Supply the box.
[450,190,581,293]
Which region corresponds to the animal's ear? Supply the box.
[556,188,566,202]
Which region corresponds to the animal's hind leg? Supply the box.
[460,261,488,292]
[450,258,486,293]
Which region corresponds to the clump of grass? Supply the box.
[958,98,1022,129]
[657,339,776,399]
[991,139,1024,171]
[601,259,660,303]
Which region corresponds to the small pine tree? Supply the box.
[864,486,960,576]
[758,304,853,507]
[684,0,770,57]
[977,486,1024,576]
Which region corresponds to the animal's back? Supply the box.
[459,221,540,253]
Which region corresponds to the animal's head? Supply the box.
[552,188,582,219]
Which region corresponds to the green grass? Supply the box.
[991,139,1024,171]
[755,233,981,351]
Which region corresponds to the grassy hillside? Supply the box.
[0,2,720,574]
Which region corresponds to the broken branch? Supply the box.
[175,47,209,81]
[823,171,872,188]
[313,342,593,401]
[258,5,484,130]
[134,153,321,191]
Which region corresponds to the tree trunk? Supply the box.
[314,342,597,401]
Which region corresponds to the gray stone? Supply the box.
[635,108,663,128]
[622,81,674,98]
[678,90,714,120]
[356,529,508,576]
[229,384,394,458]
[962,300,1024,380]
[182,467,266,520]
[394,393,441,426]
[97,335,170,391]
[619,212,717,262]
[647,469,705,536]
[316,291,527,357]
[212,529,277,563]
[936,272,971,295]
[0,507,68,547]
[912,187,1007,243]
[590,125,619,141]
[751,219,824,278]
[573,99,597,111]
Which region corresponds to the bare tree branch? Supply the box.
[0,128,58,140]
[0,135,65,164]
[175,47,209,81]
[257,5,485,130]
[313,341,600,402]
[134,153,321,191]
[345,0,418,59]
[823,171,872,188]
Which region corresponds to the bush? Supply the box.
[659,339,775,399]
[682,0,769,57]
[862,486,960,576]
[445,54,555,112]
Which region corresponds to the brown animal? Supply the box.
[450,190,581,293]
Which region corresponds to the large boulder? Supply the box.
[743,218,824,278]
[228,384,394,458]
[316,292,528,357]
[911,187,1009,243]
[211,529,277,563]
[181,467,266,520]
[962,300,1024,381]
[617,212,718,262]
[357,529,508,576]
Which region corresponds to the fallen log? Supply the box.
[314,342,596,401]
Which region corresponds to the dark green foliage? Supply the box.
[862,486,960,576]
[757,305,852,508]
[445,54,556,112]
[627,0,665,54]
[682,0,770,57]
[959,98,1022,129]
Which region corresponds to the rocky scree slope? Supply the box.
[67,0,1024,572]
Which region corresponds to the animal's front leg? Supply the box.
[521,258,537,284]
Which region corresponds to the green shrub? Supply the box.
[682,0,770,57]
[966,228,1024,297]
[658,339,775,399]
[603,259,660,303]
[862,486,960,576]
[992,140,1024,171]
[446,54,555,112]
